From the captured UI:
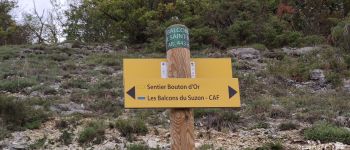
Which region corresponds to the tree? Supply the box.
[0,0,30,45]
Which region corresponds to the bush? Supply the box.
[78,121,106,145]
[300,35,325,46]
[250,43,267,51]
[326,72,342,87]
[115,119,148,140]
[62,78,88,89]
[85,53,122,67]
[272,31,303,47]
[29,137,46,149]
[247,97,272,115]
[331,17,350,49]
[194,109,239,131]
[278,122,298,131]
[256,142,284,150]
[304,122,350,144]
[0,95,49,130]
[127,144,150,150]
[0,78,36,92]
[0,127,10,140]
[198,144,214,150]
[60,130,73,145]
[252,122,270,129]
[89,99,122,115]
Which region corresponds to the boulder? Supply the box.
[49,102,91,115]
[57,43,73,49]
[228,48,260,60]
[283,46,319,56]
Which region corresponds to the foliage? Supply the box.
[64,0,350,50]
[198,144,214,150]
[29,137,46,149]
[194,109,239,131]
[304,122,350,144]
[115,119,148,141]
[0,94,49,131]
[127,144,150,150]
[0,78,37,92]
[78,121,106,145]
[331,16,350,49]
[0,127,10,140]
[255,142,284,150]
[59,130,73,145]
[0,0,30,45]
[252,122,270,129]
[62,78,88,89]
[278,122,298,131]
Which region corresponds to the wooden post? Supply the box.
[166,24,195,150]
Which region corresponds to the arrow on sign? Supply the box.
[228,86,237,99]
[127,87,135,99]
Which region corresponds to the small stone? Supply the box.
[310,69,325,81]
[343,79,350,92]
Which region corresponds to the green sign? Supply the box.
[165,24,190,51]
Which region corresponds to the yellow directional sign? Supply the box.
[123,58,241,108]
[124,78,240,108]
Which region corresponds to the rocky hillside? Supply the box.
[0,43,350,150]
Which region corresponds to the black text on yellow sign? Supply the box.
[124,78,240,108]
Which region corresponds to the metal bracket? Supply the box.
[161,62,196,78]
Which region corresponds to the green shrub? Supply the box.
[226,20,255,46]
[194,109,219,119]
[256,142,284,150]
[43,87,58,95]
[50,53,69,61]
[0,95,49,130]
[78,121,106,145]
[29,137,46,149]
[62,78,88,89]
[331,17,350,49]
[60,130,73,145]
[0,78,36,92]
[252,122,270,129]
[300,35,325,46]
[115,119,148,140]
[70,89,87,103]
[278,122,298,131]
[198,144,214,150]
[250,43,267,51]
[326,72,342,87]
[127,144,149,150]
[194,109,239,131]
[0,46,20,61]
[0,127,10,140]
[272,31,303,47]
[304,122,350,144]
[89,99,122,115]
[247,97,272,115]
[85,53,121,67]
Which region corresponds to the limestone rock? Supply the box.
[49,102,91,115]
[283,46,319,56]
[228,48,260,60]
[310,69,325,81]
[343,79,350,92]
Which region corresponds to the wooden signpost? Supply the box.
[123,24,241,149]
[166,24,195,150]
